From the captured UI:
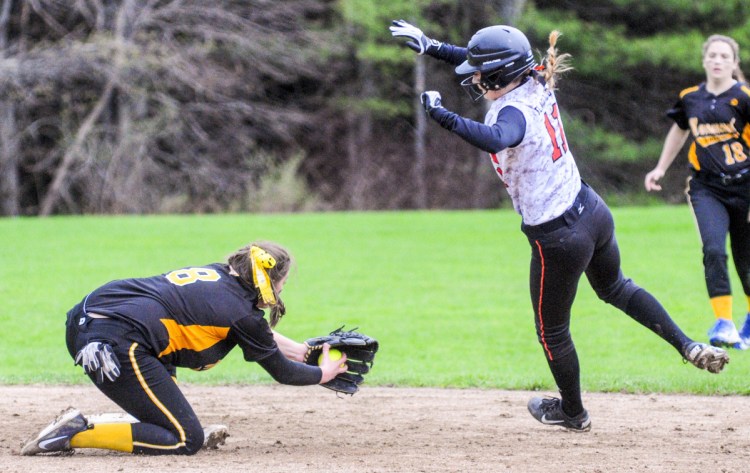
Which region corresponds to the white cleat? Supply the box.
[203,424,229,449]
[683,342,730,373]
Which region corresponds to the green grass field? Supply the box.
[1,207,747,394]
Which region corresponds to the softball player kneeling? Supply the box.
[22,241,347,456]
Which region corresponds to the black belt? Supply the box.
[693,168,750,186]
[522,182,590,237]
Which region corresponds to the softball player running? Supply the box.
[22,241,347,456]
[645,35,750,349]
[390,20,729,432]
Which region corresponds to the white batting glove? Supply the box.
[389,19,442,55]
[420,91,443,113]
[75,341,121,384]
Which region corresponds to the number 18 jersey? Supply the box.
[486,77,580,225]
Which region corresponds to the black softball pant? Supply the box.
[521,182,690,414]
[66,304,204,455]
[687,176,750,299]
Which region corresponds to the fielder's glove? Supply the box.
[304,327,379,395]
[420,91,443,113]
[389,19,442,55]
[75,341,121,384]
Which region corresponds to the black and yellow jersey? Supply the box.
[668,81,750,175]
[81,263,276,370]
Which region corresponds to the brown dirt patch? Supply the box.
[1,385,747,472]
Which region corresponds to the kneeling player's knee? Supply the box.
[181,425,204,455]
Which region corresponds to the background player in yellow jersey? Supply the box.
[645,35,750,349]
[22,241,348,455]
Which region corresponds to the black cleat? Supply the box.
[527,397,591,432]
[21,407,89,455]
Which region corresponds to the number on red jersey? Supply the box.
[544,103,568,162]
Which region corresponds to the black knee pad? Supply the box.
[593,277,641,312]
[537,323,575,360]
[703,249,728,270]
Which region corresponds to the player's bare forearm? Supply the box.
[657,124,690,172]
[646,124,690,191]
[272,331,307,362]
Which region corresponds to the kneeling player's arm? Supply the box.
[272,330,307,362]
[257,349,322,385]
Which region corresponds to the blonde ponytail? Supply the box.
[540,30,573,90]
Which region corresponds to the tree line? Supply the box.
[0,0,747,216]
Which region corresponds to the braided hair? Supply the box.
[538,30,573,91]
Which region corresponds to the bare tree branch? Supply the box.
[39,0,137,215]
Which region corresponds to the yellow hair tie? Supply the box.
[250,246,277,305]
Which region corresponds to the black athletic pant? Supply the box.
[687,175,750,299]
[66,304,204,455]
[521,182,691,417]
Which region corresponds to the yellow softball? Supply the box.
[318,348,341,365]
[319,348,343,366]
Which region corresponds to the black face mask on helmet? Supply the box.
[455,25,537,101]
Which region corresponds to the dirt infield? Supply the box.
[1,385,747,472]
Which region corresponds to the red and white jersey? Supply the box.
[485,78,580,225]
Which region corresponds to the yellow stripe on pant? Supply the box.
[129,342,187,451]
